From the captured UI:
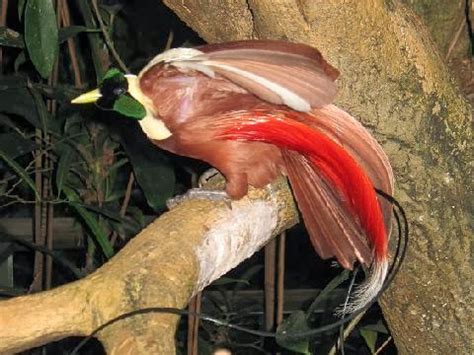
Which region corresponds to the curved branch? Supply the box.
[0,178,298,353]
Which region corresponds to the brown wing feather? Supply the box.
[203,58,337,108]
[197,40,339,79]
[296,106,394,234]
[283,150,372,268]
[163,40,339,110]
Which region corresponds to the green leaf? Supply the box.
[79,204,122,222]
[29,86,51,133]
[361,321,388,334]
[63,186,114,259]
[0,84,41,128]
[55,143,75,195]
[24,0,59,78]
[0,147,39,198]
[0,27,24,48]
[360,329,378,354]
[119,130,175,211]
[14,51,27,72]
[18,0,26,20]
[0,113,17,130]
[0,132,36,159]
[113,95,146,119]
[58,26,100,44]
[75,1,106,81]
[307,270,350,316]
[276,311,311,354]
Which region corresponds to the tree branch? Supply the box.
[0,178,298,353]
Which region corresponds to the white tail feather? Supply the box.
[336,259,389,316]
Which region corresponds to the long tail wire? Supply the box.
[67,189,407,354]
[336,189,406,354]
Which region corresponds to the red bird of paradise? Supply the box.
[72,40,394,312]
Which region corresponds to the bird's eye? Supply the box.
[113,87,125,96]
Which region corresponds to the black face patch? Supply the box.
[97,75,129,110]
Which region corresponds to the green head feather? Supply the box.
[97,68,146,120]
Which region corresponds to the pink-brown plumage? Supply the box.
[138,40,394,310]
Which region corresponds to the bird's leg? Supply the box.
[166,169,230,210]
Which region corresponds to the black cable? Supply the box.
[70,189,408,354]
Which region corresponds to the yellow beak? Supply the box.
[71,88,102,104]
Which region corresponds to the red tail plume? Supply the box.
[218,109,388,261]
[216,108,392,312]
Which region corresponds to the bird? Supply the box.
[72,40,394,312]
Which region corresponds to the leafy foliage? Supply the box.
[24,0,58,78]
[0,1,175,271]
[276,311,311,354]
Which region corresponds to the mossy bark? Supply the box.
[162,0,473,353]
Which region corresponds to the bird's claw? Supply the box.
[198,168,221,187]
[166,188,231,210]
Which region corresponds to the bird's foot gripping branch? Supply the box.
[166,188,230,210]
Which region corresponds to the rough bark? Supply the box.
[402,0,473,102]
[161,0,473,354]
[0,178,298,353]
[402,0,470,60]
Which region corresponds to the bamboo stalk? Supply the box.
[61,0,83,87]
[0,0,8,73]
[43,0,63,290]
[31,131,44,292]
[187,174,203,355]
[187,292,201,355]
[110,172,135,247]
[264,239,276,330]
[276,232,286,326]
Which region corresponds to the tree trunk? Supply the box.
[161,0,473,354]
[0,178,298,353]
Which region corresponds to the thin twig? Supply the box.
[44,0,64,291]
[165,30,174,50]
[276,232,286,326]
[0,0,8,72]
[61,0,83,87]
[264,239,276,330]
[446,19,466,61]
[32,127,44,292]
[328,311,366,355]
[120,173,134,216]
[91,0,129,72]
[374,336,392,355]
[187,292,201,355]
[110,172,134,246]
